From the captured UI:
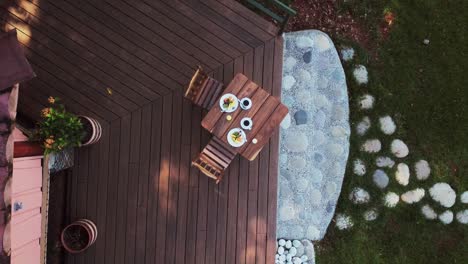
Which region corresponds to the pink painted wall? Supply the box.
[10,128,42,264]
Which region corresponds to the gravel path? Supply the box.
[277,30,350,241]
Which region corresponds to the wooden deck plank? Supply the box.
[135,104,153,264]
[216,0,278,36]
[181,0,264,48]
[142,0,242,59]
[155,94,174,262]
[63,0,193,82]
[43,0,182,92]
[201,0,273,41]
[144,99,163,264]
[164,0,252,53]
[123,109,142,264]
[5,1,170,99]
[112,114,131,264]
[84,143,100,264]
[5,10,154,107]
[174,98,193,264]
[105,0,221,69]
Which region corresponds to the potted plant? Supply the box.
[60,219,98,253]
[35,97,102,153]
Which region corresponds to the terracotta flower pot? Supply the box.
[78,116,102,146]
[61,219,97,254]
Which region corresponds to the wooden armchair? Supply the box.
[192,137,236,184]
[184,66,224,110]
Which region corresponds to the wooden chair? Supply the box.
[184,66,224,110]
[192,137,236,184]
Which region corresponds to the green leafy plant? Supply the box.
[34,97,85,154]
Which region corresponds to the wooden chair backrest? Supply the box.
[185,67,224,110]
[192,137,236,184]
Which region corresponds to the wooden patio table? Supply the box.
[201,73,288,161]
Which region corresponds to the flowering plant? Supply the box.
[35,97,85,154]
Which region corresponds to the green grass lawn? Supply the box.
[317,0,468,263]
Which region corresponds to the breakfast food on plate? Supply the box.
[231,131,243,143]
[223,96,235,109]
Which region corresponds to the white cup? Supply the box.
[241,117,253,130]
[240,98,252,110]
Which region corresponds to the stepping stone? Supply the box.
[303,51,312,63]
[373,170,389,189]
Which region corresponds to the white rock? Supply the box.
[439,210,454,224]
[376,156,395,168]
[281,113,292,129]
[335,213,353,230]
[461,191,468,204]
[285,240,292,249]
[363,209,378,221]
[291,240,300,248]
[356,116,371,136]
[285,132,309,152]
[293,256,302,264]
[421,204,437,220]
[340,47,354,61]
[414,160,431,180]
[456,210,468,224]
[391,139,409,158]
[286,254,292,262]
[331,126,348,138]
[423,39,430,45]
[315,34,331,52]
[289,156,306,170]
[289,247,297,256]
[384,192,399,208]
[349,187,370,204]
[373,169,389,189]
[284,57,297,71]
[298,69,311,83]
[296,37,314,49]
[301,240,315,261]
[361,139,381,153]
[401,188,425,204]
[301,255,308,262]
[353,159,366,176]
[379,115,396,135]
[283,75,296,90]
[325,182,337,196]
[306,225,320,240]
[395,163,410,186]
[278,239,286,246]
[278,246,285,255]
[353,65,368,85]
[358,94,375,110]
[295,243,304,256]
[279,254,286,262]
[310,189,322,206]
[279,205,296,221]
[429,183,456,208]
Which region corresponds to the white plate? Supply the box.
[219,93,239,113]
[227,128,247,147]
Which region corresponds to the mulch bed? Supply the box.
[286,0,371,49]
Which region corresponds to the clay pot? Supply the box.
[61,219,97,254]
[78,116,102,146]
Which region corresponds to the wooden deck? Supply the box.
[1,0,283,263]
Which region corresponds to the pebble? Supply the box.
[281,113,292,129]
[414,160,430,180]
[285,240,292,249]
[303,51,312,63]
[285,132,309,152]
[391,139,409,158]
[296,36,314,49]
[294,110,308,125]
[292,240,302,248]
[373,169,389,189]
[461,191,468,204]
[315,34,331,52]
[376,156,395,168]
[285,57,297,71]
[279,239,286,246]
[283,75,296,90]
[278,246,285,254]
[395,163,410,186]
